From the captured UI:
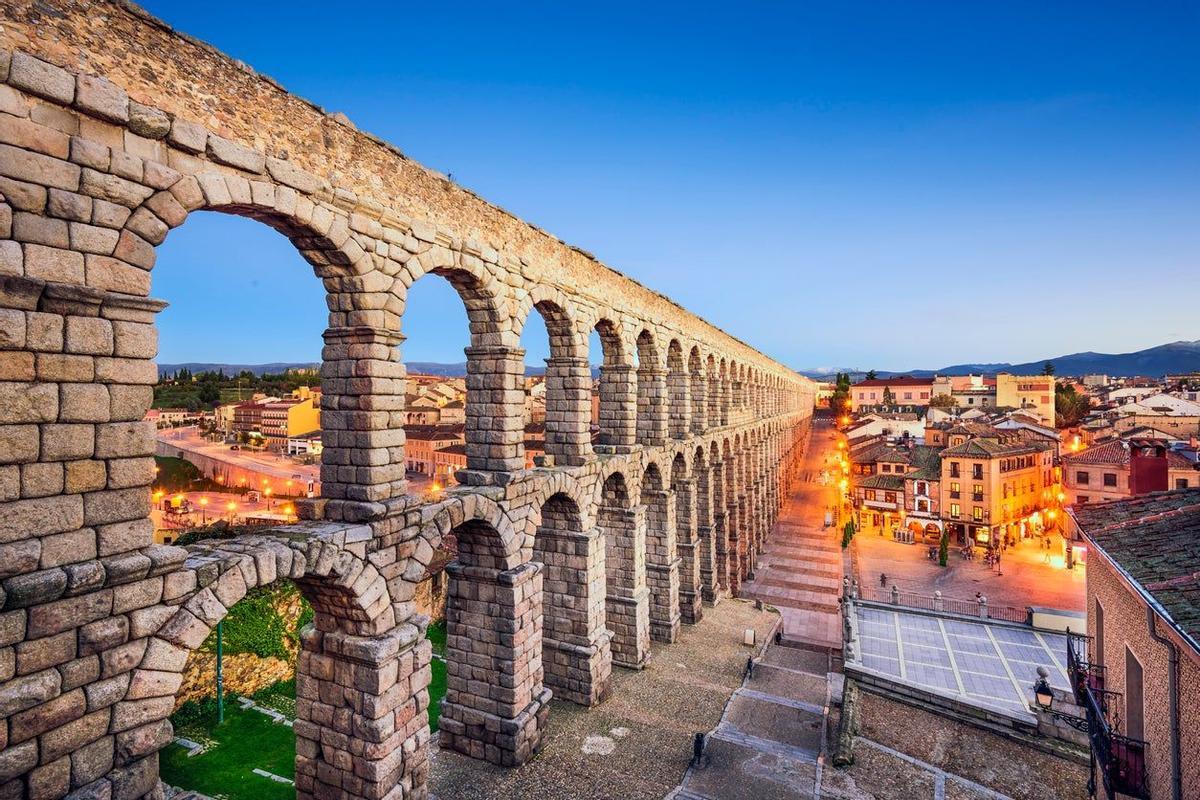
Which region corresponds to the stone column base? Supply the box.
[607,589,651,669]
[439,688,552,767]
[542,632,613,706]
[679,588,704,624]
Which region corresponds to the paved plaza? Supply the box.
[852,519,1086,613]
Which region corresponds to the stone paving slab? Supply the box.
[721,694,825,753]
[679,736,818,800]
[747,663,829,704]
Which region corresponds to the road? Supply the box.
[741,419,843,651]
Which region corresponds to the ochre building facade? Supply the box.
[0,3,814,799]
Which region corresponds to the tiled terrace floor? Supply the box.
[852,604,1070,719]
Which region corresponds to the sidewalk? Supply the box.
[741,420,843,651]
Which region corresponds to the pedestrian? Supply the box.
[880,572,888,588]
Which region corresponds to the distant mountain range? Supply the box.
[159,341,1200,382]
[802,340,1200,380]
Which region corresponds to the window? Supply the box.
[1103,473,1117,488]
[920,392,929,400]
[885,492,897,504]
[972,485,983,502]
[950,462,960,478]
[1177,478,1190,489]
[972,506,983,521]
[917,499,929,512]
[881,464,890,473]
[1078,495,1089,504]
[1125,647,1144,741]
[903,392,913,400]
[865,489,876,501]
[950,503,960,518]
[916,481,927,496]
[950,482,960,499]
[972,464,983,480]
[1076,471,1089,485]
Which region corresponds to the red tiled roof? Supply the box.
[1062,439,1195,469]
[852,377,935,388]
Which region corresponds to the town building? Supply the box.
[259,397,320,451]
[404,426,466,476]
[850,376,936,411]
[1062,439,1198,505]
[939,431,1057,549]
[994,373,1056,425]
[1068,490,1200,800]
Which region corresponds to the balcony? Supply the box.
[1067,633,1150,800]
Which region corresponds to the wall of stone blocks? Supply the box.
[0,4,816,798]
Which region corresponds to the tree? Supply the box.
[1054,383,1092,428]
[865,370,878,380]
[882,387,895,407]
[198,382,220,405]
[929,393,956,410]
[841,519,856,549]
[1041,362,1056,376]
[938,530,949,567]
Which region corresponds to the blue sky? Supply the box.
[145,1,1199,372]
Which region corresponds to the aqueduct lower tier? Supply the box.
[0,4,815,798]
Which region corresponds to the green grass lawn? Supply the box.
[161,700,295,800]
[164,623,449,797]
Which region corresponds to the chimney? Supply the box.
[1129,440,1169,495]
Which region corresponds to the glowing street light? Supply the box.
[199,496,209,524]
[226,501,237,522]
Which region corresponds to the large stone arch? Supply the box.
[634,328,667,446]
[515,284,591,466]
[125,526,415,800]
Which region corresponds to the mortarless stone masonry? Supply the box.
[0,2,814,798]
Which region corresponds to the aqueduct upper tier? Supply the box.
[0,3,814,798]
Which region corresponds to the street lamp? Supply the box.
[199,496,208,524]
[264,487,272,509]
[1033,666,1054,709]
[226,501,237,522]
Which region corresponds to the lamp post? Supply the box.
[199,496,208,524]
[264,486,272,510]
[226,501,236,523]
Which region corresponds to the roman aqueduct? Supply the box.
[0,3,814,798]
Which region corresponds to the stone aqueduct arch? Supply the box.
[0,5,814,800]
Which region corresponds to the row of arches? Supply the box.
[431,420,810,768]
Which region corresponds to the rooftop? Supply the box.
[1061,438,1196,469]
[1071,488,1200,649]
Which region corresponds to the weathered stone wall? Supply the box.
[0,2,816,798]
[853,687,1089,800]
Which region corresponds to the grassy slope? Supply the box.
[160,702,295,800]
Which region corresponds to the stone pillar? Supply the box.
[717,378,731,427]
[600,504,651,668]
[644,487,681,643]
[707,374,720,429]
[690,371,707,434]
[668,368,691,440]
[596,364,636,453]
[636,367,668,446]
[439,561,550,766]
[321,325,407,520]
[674,478,703,624]
[542,356,593,467]
[534,526,612,706]
[462,345,526,476]
[295,622,431,800]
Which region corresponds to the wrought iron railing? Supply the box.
[1067,632,1151,799]
[857,586,1029,624]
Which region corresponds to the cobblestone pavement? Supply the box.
[742,419,843,650]
[852,524,1086,613]
[672,637,836,800]
[428,599,779,800]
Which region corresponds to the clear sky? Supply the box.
[144,1,1199,372]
